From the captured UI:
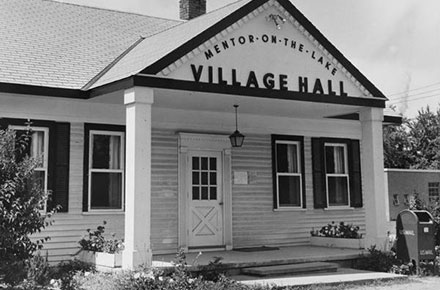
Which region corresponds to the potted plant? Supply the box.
[77,221,124,269]
[310,221,365,249]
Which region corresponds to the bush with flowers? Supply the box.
[310,221,362,239]
[78,221,124,254]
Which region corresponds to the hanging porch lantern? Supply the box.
[229,104,245,147]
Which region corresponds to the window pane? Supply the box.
[325,146,335,173]
[209,158,216,170]
[31,131,45,165]
[192,187,200,200]
[210,187,217,200]
[192,157,199,170]
[201,172,208,185]
[90,172,122,209]
[328,176,349,206]
[92,134,121,169]
[201,187,208,200]
[192,172,199,185]
[278,175,301,207]
[15,130,45,165]
[325,145,346,174]
[201,157,208,170]
[277,143,299,173]
[210,172,217,185]
[28,170,45,192]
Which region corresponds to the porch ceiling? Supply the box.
[91,87,365,120]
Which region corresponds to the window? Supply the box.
[11,126,49,211]
[392,194,400,206]
[312,138,362,209]
[324,143,349,207]
[428,182,439,202]
[272,135,305,209]
[2,118,70,213]
[403,194,410,205]
[191,156,218,201]
[88,131,124,211]
[83,124,125,212]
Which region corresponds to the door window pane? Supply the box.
[192,172,199,185]
[210,187,217,200]
[192,187,200,200]
[201,157,208,170]
[201,187,209,200]
[192,157,199,170]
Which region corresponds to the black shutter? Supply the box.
[83,124,90,212]
[312,138,326,208]
[349,139,362,208]
[48,122,70,212]
[271,135,278,209]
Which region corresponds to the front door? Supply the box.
[188,151,223,247]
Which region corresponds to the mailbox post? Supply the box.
[396,209,435,266]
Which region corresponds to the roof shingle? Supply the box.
[0,0,181,89]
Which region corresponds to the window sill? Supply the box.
[82,211,125,215]
[274,208,307,212]
[323,207,355,211]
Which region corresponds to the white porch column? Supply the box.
[360,107,388,249]
[122,87,154,269]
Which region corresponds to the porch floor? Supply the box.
[152,245,365,269]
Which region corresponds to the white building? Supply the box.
[0,0,400,269]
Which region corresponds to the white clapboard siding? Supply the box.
[150,129,179,252]
[231,134,366,248]
[33,125,180,263]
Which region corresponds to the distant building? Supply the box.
[385,169,440,220]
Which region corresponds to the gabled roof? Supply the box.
[0,0,386,100]
[0,0,180,89]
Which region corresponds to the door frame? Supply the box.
[178,133,233,251]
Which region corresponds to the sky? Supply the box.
[55,0,440,118]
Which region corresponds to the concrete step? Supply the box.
[235,268,408,288]
[241,262,338,277]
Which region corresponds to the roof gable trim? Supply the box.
[141,0,386,99]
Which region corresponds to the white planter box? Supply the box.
[310,236,365,249]
[77,250,122,269]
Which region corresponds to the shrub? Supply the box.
[355,245,400,273]
[52,258,95,290]
[78,221,124,253]
[0,128,56,262]
[310,221,362,239]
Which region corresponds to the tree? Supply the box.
[383,105,440,169]
[0,128,55,263]
[383,117,413,168]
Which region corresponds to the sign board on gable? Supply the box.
[167,6,365,98]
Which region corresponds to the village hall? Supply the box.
[0,0,399,269]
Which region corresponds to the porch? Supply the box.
[152,245,365,270]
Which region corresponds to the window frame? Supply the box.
[85,126,125,213]
[428,182,440,202]
[324,142,351,208]
[271,135,305,210]
[10,125,50,212]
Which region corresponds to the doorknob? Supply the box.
[219,202,223,205]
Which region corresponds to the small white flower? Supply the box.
[134,272,141,279]
[158,276,163,281]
